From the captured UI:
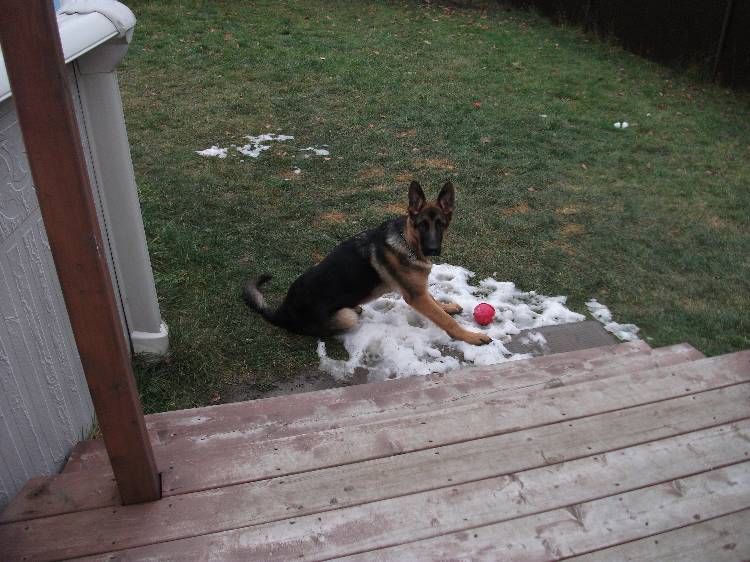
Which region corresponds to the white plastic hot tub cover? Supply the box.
[60,0,136,42]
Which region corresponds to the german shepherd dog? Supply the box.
[244,181,492,346]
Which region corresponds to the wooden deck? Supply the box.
[1,341,749,561]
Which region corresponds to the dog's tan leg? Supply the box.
[329,308,360,333]
[406,293,491,345]
[432,295,462,315]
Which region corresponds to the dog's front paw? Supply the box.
[441,302,463,315]
[462,331,492,346]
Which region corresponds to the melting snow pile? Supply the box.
[318,263,641,381]
[586,299,640,342]
[235,133,294,158]
[196,146,228,158]
[196,133,329,162]
[301,147,330,157]
[317,263,587,381]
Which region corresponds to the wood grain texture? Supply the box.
[148,343,699,444]
[159,351,750,495]
[337,464,750,562]
[73,343,701,474]
[567,508,750,562]
[68,430,750,561]
[1,385,747,560]
[62,439,110,474]
[147,341,654,434]
[0,1,158,504]
[2,350,745,522]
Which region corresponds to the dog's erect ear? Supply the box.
[408,181,426,216]
[437,181,455,217]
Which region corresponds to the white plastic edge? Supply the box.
[0,12,120,103]
[130,321,170,356]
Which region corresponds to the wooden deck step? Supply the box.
[0,350,747,561]
[0,348,737,524]
[332,462,750,562]
[567,508,750,562]
[62,342,699,476]
[0,346,716,521]
[0,352,750,560]
[16,405,748,561]
[160,351,749,495]
[61,341,656,474]
[4,386,747,557]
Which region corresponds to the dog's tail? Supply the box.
[243,275,283,326]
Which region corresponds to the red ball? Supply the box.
[473,303,495,326]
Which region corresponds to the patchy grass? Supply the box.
[120,0,750,413]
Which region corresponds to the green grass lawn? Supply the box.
[120,0,750,413]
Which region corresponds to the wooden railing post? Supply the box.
[0,1,161,504]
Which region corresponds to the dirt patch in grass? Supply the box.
[545,239,577,256]
[555,204,584,216]
[320,211,347,223]
[502,202,531,216]
[383,202,406,216]
[395,172,414,183]
[372,183,390,192]
[562,223,586,237]
[358,166,385,180]
[416,158,455,171]
[396,129,417,138]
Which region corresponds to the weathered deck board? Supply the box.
[148,341,653,432]
[335,463,750,562]
[150,343,701,445]
[2,344,749,562]
[69,435,750,561]
[68,342,673,473]
[568,508,750,562]
[3,385,747,560]
[2,350,745,522]
[161,351,750,495]
[569,509,750,562]
[62,439,111,474]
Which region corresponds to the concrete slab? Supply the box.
[505,320,618,356]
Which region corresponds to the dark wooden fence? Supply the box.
[503,0,749,88]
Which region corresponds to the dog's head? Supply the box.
[407,180,455,257]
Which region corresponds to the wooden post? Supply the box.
[0,1,161,504]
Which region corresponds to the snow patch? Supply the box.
[195,134,332,161]
[196,146,228,158]
[301,147,330,156]
[586,299,640,341]
[317,263,586,381]
[237,133,295,158]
